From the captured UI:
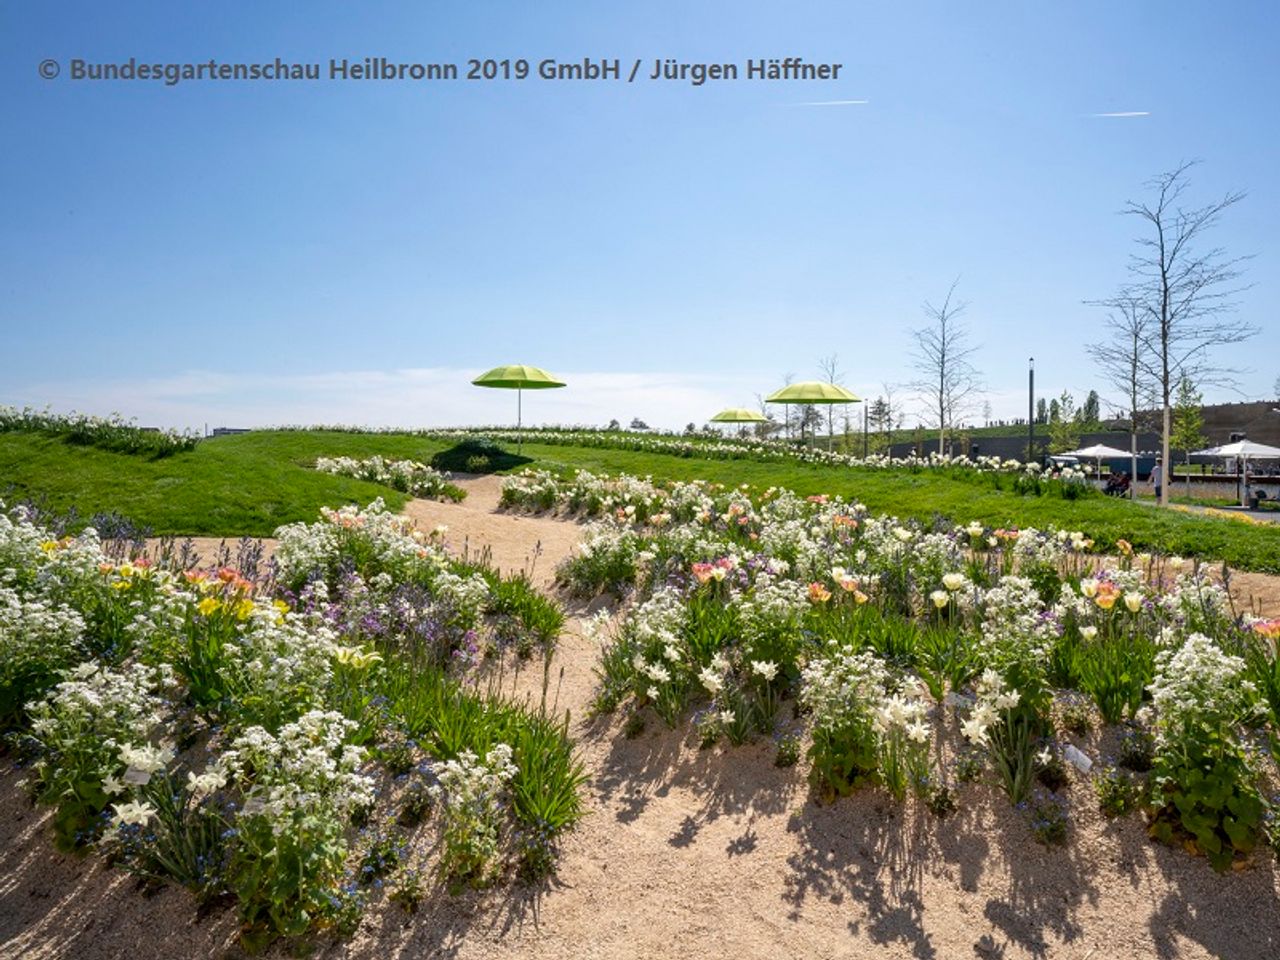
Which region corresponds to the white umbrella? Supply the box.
[1063,443,1132,459]
[1191,439,1280,507]
[1062,443,1133,481]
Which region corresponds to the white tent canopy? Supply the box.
[1189,439,1280,507]
[1191,439,1280,459]
[1063,444,1132,460]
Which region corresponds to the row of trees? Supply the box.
[1088,161,1255,505]
[698,164,1257,493]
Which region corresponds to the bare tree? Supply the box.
[817,353,845,449]
[1086,292,1154,498]
[909,280,983,456]
[1117,162,1255,505]
[752,392,779,439]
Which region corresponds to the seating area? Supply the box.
[1102,472,1131,497]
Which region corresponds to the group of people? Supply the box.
[1101,456,1163,499]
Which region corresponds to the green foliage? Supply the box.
[774,733,802,767]
[113,775,230,901]
[5,427,1280,571]
[1095,766,1144,817]
[1146,636,1265,871]
[0,405,198,457]
[917,626,975,701]
[1047,391,1080,454]
[1028,793,1068,845]
[1075,631,1156,724]
[1170,377,1207,460]
[1148,752,1264,871]
[482,570,565,649]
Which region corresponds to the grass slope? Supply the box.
[0,431,418,535]
[1,430,1277,571]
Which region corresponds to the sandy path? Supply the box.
[400,475,581,589]
[8,477,1280,959]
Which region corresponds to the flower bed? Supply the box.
[507,469,1280,870]
[427,426,1093,488]
[0,498,583,950]
[0,404,199,457]
[314,455,466,502]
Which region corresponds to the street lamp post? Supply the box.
[1027,357,1035,465]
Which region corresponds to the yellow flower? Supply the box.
[273,599,290,615]
[40,540,59,554]
[234,599,255,621]
[111,580,131,592]
[197,597,221,616]
[119,563,135,578]
[929,590,949,609]
[335,646,383,670]
[1095,593,1117,611]
[1123,592,1143,614]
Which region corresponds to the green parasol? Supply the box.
[709,407,767,423]
[471,364,566,451]
[765,381,861,443]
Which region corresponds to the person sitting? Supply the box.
[1103,472,1130,497]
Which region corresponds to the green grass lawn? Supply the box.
[2,429,1278,572]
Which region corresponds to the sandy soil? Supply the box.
[7,475,1280,959]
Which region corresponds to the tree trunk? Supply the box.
[1130,424,1137,501]
[1161,401,1171,506]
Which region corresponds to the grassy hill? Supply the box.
[1,428,1278,572]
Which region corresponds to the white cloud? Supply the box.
[3,367,782,433]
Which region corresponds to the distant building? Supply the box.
[210,427,252,437]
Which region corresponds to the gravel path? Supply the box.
[7,476,1280,959]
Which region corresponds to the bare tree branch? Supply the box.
[908,279,983,456]
[1104,162,1256,505]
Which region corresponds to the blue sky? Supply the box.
[2,1,1277,430]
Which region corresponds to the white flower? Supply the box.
[187,766,228,797]
[644,661,671,684]
[699,667,723,694]
[961,716,990,745]
[113,800,157,826]
[1036,748,1053,766]
[929,590,949,609]
[718,710,735,726]
[119,742,174,777]
[1080,625,1098,641]
[751,660,779,681]
[942,573,965,591]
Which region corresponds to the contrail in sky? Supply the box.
[1090,111,1150,117]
